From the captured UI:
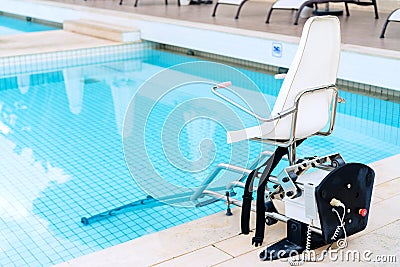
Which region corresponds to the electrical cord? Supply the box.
[288,224,312,266]
[330,198,348,249]
[331,207,348,249]
[288,198,348,266]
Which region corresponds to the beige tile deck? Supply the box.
[0,30,122,57]
[369,154,400,185]
[153,246,232,267]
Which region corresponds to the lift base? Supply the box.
[260,219,326,261]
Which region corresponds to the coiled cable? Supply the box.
[331,207,348,249]
[288,224,312,266]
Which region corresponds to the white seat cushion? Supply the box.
[389,8,400,21]
[272,0,308,9]
[217,0,243,5]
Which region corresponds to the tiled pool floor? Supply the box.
[56,154,400,266]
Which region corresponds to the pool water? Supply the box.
[0,15,57,36]
[0,49,399,266]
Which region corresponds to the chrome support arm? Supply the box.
[211,81,296,122]
[191,147,279,202]
[190,163,252,201]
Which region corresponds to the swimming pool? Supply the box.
[0,48,399,266]
[0,15,57,36]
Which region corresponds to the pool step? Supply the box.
[63,19,140,43]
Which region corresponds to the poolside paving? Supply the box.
[0,30,122,57]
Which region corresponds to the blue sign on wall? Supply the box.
[272,42,282,57]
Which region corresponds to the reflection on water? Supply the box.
[109,77,137,134]
[0,136,71,219]
[0,103,73,265]
[17,74,30,95]
[64,68,84,115]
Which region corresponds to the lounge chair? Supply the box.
[266,0,379,25]
[118,0,181,7]
[380,8,400,38]
[212,0,249,19]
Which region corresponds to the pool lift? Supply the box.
[81,80,374,261]
[81,16,374,262]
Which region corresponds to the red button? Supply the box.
[359,208,368,217]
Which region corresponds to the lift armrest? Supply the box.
[211,81,295,122]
